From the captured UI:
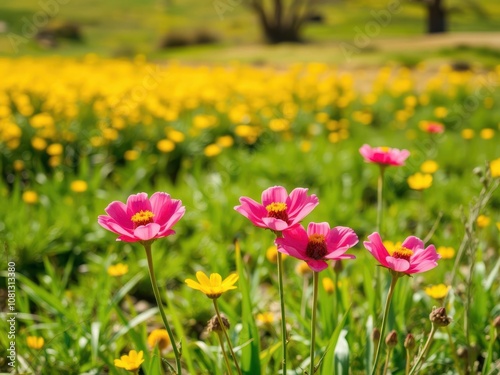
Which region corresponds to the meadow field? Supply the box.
[0,1,500,374]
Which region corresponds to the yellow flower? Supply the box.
[216,135,234,148]
[166,129,185,143]
[157,139,175,153]
[27,336,44,349]
[461,129,475,140]
[13,159,25,172]
[22,191,38,204]
[496,222,500,231]
[424,284,450,300]
[147,329,171,351]
[114,350,144,372]
[266,245,287,263]
[420,160,439,174]
[107,263,129,277]
[480,128,495,140]
[490,158,500,178]
[46,143,63,156]
[437,246,455,259]
[407,173,432,191]
[256,312,275,324]
[31,136,47,151]
[203,144,221,157]
[322,277,335,294]
[295,261,312,276]
[70,180,88,193]
[477,215,490,228]
[185,271,238,299]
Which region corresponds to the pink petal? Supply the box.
[276,225,309,258]
[287,188,319,224]
[326,226,359,250]
[149,193,186,229]
[307,222,330,237]
[402,236,424,252]
[104,201,133,229]
[234,197,267,227]
[406,259,439,274]
[364,232,390,267]
[261,186,288,206]
[156,228,176,238]
[324,252,356,260]
[98,216,134,237]
[117,234,141,242]
[126,193,152,216]
[133,223,161,241]
[359,144,373,162]
[262,217,289,231]
[162,202,186,230]
[306,259,329,272]
[411,245,440,264]
[385,256,410,272]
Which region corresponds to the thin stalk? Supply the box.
[376,166,385,234]
[144,243,182,375]
[214,299,242,375]
[309,271,319,375]
[300,275,309,318]
[408,324,437,375]
[405,349,413,375]
[371,273,398,375]
[277,250,288,373]
[382,347,393,375]
[446,326,463,375]
[216,332,233,375]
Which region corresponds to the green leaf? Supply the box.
[320,305,351,375]
[334,330,350,375]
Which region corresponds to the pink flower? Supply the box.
[363,232,440,275]
[420,121,444,134]
[359,144,410,167]
[275,222,358,272]
[98,192,185,243]
[234,186,319,232]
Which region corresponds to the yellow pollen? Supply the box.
[379,146,390,153]
[389,246,414,261]
[131,210,155,228]
[265,202,289,223]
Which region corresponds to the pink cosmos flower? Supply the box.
[359,144,410,167]
[234,186,319,232]
[363,232,440,275]
[421,122,444,134]
[98,192,185,243]
[275,222,358,272]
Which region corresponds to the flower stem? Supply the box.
[277,250,288,374]
[213,299,242,375]
[405,348,413,375]
[216,332,233,375]
[382,347,393,375]
[377,166,385,234]
[144,243,182,375]
[408,324,437,375]
[371,273,398,375]
[309,271,319,375]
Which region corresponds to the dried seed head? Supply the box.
[404,333,415,350]
[206,314,230,333]
[371,328,381,343]
[429,307,451,327]
[385,330,398,348]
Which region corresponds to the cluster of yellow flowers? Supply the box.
[1,57,499,172]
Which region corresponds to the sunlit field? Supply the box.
[0,56,499,374]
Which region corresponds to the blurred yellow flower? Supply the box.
[204,144,221,157]
[31,137,47,151]
[166,129,185,143]
[13,159,25,172]
[490,158,500,178]
[434,107,448,118]
[266,245,287,263]
[477,215,490,228]
[48,156,61,168]
[107,263,129,277]
[185,272,238,299]
[256,312,275,324]
[70,180,88,193]
[437,246,455,259]
[295,261,312,276]
[157,139,175,153]
[22,191,38,204]
[496,222,500,231]
[216,135,234,148]
[424,284,450,300]
[322,277,335,294]
[480,128,495,140]
[124,150,139,161]
[147,329,171,351]
[407,173,433,191]
[300,140,311,153]
[461,129,475,140]
[46,143,63,156]
[420,160,439,174]
[269,118,290,132]
[27,336,44,349]
[114,350,144,372]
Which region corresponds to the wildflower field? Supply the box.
[0,56,500,375]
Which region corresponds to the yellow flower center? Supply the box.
[306,233,327,260]
[266,202,289,223]
[388,246,414,261]
[379,146,390,153]
[131,210,154,228]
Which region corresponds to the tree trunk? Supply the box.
[427,0,446,33]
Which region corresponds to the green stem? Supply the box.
[377,166,385,234]
[446,326,463,375]
[405,349,412,375]
[216,332,233,375]
[277,250,288,374]
[408,324,437,375]
[371,273,398,375]
[144,243,182,375]
[382,347,393,375]
[309,271,319,375]
[214,299,242,375]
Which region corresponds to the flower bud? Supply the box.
[493,316,500,336]
[404,333,415,350]
[371,328,381,343]
[333,260,343,274]
[429,307,451,327]
[207,314,230,333]
[385,330,398,348]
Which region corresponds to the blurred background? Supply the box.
[1,0,500,66]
